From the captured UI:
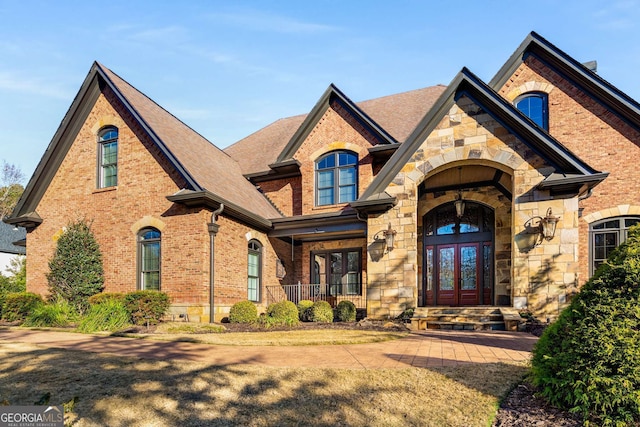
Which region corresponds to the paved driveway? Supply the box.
[0,328,536,369]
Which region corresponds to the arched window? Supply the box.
[315,151,358,206]
[247,240,262,302]
[590,216,640,276]
[515,92,548,130]
[138,228,161,290]
[98,127,118,188]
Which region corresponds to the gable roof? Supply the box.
[224,84,446,176]
[353,67,608,212]
[8,62,281,228]
[490,31,640,132]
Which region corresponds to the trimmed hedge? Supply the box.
[229,300,257,324]
[297,300,314,321]
[335,300,356,322]
[264,301,299,327]
[2,292,44,322]
[531,225,640,426]
[308,300,334,323]
[123,290,170,325]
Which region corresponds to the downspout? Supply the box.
[208,204,224,323]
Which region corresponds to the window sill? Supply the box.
[93,186,117,194]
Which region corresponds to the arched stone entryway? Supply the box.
[417,163,513,307]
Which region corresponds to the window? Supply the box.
[315,151,358,206]
[138,228,161,290]
[515,92,548,130]
[590,217,640,275]
[311,249,361,295]
[98,127,118,188]
[248,240,262,302]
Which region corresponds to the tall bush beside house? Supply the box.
[531,225,640,426]
[47,219,104,314]
[123,290,170,325]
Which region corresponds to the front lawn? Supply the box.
[0,341,527,426]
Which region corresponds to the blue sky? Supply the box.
[1,0,639,181]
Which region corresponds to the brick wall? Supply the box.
[499,56,640,286]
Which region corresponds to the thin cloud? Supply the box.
[0,71,71,99]
[207,10,338,34]
[593,1,638,30]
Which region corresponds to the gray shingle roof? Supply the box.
[0,222,25,255]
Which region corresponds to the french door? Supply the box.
[423,202,494,306]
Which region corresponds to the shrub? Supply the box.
[88,292,126,306]
[47,219,104,313]
[263,301,299,327]
[296,300,314,321]
[228,300,257,324]
[335,300,356,322]
[78,299,131,333]
[2,292,44,322]
[308,300,334,323]
[123,290,170,326]
[23,299,78,327]
[531,225,640,426]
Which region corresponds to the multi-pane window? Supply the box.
[590,217,640,275]
[138,228,161,290]
[248,240,262,302]
[515,92,548,130]
[98,127,118,188]
[315,151,358,206]
[311,249,361,295]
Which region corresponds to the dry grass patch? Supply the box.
[0,342,527,427]
[129,323,409,346]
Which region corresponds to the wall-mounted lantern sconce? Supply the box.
[454,190,465,218]
[383,223,397,251]
[522,207,560,250]
[540,207,559,241]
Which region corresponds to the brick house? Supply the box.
[6,32,640,323]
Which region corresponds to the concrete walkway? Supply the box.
[0,328,536,369]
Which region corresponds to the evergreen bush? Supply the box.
[78,299,131,333]
[531,225,640,426]
[23,299,78,327]
[228,300,257,324]
[264,301,299,327]
[335,300,356,322]
[47,219,104,314]
[123,290,170,325]
[296,299,314,321]
[2,292,44,322]
[308,300,334,323]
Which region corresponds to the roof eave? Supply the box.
[537,172,609,196]
[167,190,272,231]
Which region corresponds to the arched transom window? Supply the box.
[515,92,548,130]
[138,228,161,290]
[98,126,118,188]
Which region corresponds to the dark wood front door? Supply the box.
[423,202,494,306]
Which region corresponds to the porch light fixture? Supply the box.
[540,207,559,241]
[454,167,465,218]
[454,190,465,218]
[383,223,397,251]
